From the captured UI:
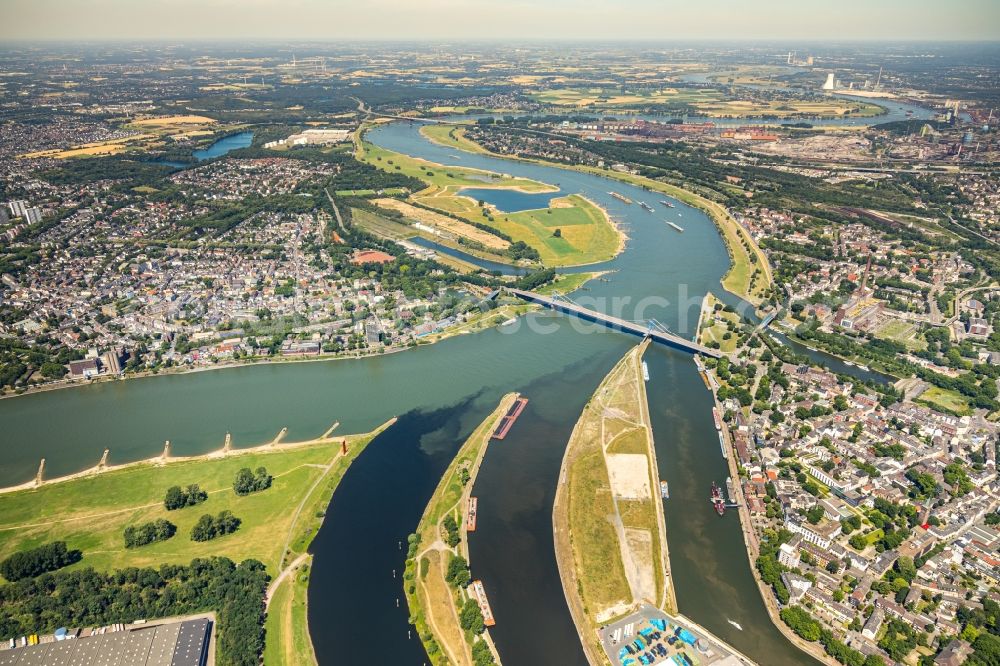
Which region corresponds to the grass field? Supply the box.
[263,558,317,666]
[698,293,742,353]
[496,194,622,266]
[420,124,490,155]
[556,341,667,653]
[0,424,389,579]
[874,318,927,351]
[918,386,972,416]
[537,271,606,296]
[419,304,535,345]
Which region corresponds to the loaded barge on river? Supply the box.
[610,192,632,204]
[492,396,528,440]
[467,496,478,532]
[471,580,496,627]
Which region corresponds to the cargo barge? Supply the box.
[712,407,722,430]
[467,496,478,532]
[719,432,728,459]
[610,191,632,204]
[667,221,684,233]
[471,580,496,627]
[492,396,528,440]
[642,361,650,382]
[639,202,655,212]
[659,200,675,208]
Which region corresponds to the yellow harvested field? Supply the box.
[132,115,217,127]
[169,130,215,140]
[372,198,509,250]
[20,134,155,159]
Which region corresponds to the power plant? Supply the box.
[822,72,836,90]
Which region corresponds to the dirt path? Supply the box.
[266,553,309,608]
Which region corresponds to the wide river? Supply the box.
[0,122,818,664]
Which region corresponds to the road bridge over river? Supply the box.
[501,288,724,359]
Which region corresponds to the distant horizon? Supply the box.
[3,0,999,42]
[2,37,1000,45]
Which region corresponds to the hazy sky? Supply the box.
[3,0,999,41]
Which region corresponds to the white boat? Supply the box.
[728,619,743,631]
[642,361,650,381]
[719,432,727,459]
[500,318,517,327]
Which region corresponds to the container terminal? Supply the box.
[600,604,756,666]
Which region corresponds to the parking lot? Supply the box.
[600,605,748,666]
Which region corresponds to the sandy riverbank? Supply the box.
[0,417,397,496]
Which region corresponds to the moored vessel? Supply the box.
[711,482,726,516]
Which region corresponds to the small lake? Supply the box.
[459,187,562,212]
[192,131,254,160]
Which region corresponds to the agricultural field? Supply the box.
[530,85,881,118]
[130,114,218,128]
[373,197,509,250]
[694,98,883,118]
[19,133,156,159]
[531,86,716,109]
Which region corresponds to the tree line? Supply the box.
[0,556,268,666]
